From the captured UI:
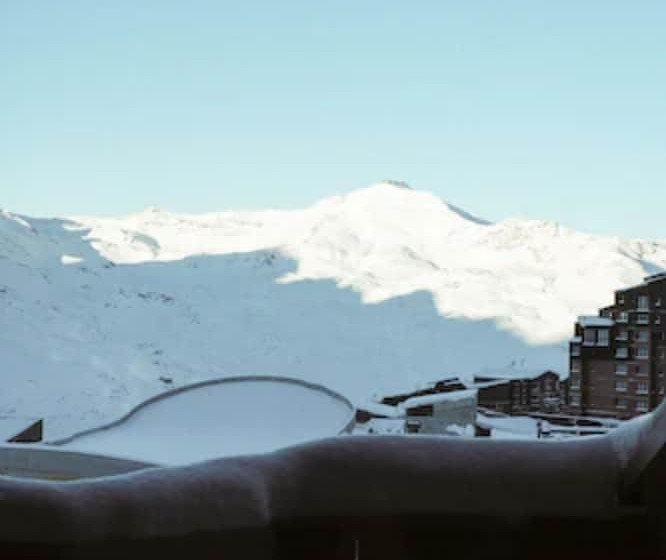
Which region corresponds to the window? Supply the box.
[656,297,662,308]
[636,330,649,342]
[636,314,649,325]
[616,329,628,340]
[406,405,433,417]
[615,363,627,375]
[656,315,662,325]
[596,329,609,346]
[615,380,627,392]
[616,398,627,409]
[615,347,628,358]
[617,311,628,323]
[618,294,625,305]
[636,363,649,376]
[570,360,581,373]
[583,328,596,345]
[636,382,649,395]
[637,295,649,311]
[570,395,580,407]
[636,346,649,359]
[570,376,580,389]
[636,399,649,412]
[571,344,580,356]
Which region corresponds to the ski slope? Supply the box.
[1,183,665,439]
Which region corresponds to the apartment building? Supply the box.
[568,272,666,418]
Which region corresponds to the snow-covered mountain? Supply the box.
[2,182,665,438]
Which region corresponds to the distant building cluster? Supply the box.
[358,273,666,437]
[475,369,563,415]
[568,272,666,419]
[355,370,569,438]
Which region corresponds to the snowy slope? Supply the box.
[1,183,665,439]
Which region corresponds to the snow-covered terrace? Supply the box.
[53,376,355,465]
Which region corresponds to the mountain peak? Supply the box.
[327,182,491,229]
[379,179,412,190]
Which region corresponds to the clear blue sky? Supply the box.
[2,1,665,238]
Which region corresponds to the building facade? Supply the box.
[568,273,666,419]
[474,370,562,415]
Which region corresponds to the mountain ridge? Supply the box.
[1,183,665,438]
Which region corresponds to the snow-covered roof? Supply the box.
[474,366,558,381]
[472,379,511,389]
[0,417,40,442]
[400,389,477,410]
[357,400,403,419]
[577,316,614,328]
[645,272,666,284]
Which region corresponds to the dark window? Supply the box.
[406,405,433,417]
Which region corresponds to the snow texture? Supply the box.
[57,378,354,464]
[2,182,666,439]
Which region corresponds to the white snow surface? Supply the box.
[578,316,614,328]
[58,379,353,464]
[399,389,477,409]
[2,183,666,439]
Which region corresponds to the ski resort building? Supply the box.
[356,378,477,436]
[568,272,666,418]
[474,368,563,415]
[401,389,477,435]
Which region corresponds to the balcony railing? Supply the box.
[1,415,666,559]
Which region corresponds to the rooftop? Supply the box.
[474,366,559,381]
[645,272,666,283]
[0,417,41,442]
[399,389,477,410]
[578,316,614,328]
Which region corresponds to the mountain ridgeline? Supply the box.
[1,183,665,438]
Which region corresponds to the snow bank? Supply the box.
[55,377,355,464]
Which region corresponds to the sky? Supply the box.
[1,1,665,239]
